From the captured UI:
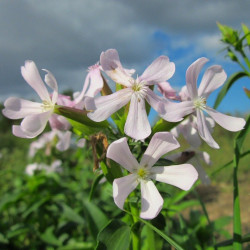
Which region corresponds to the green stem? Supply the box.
[129,194,141,250]
[240,50,250,74]
[233,148,242,250]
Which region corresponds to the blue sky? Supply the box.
[0,0,249,115]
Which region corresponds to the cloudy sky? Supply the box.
[0,0,250,114]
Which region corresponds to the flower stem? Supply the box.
[129,194,141,250]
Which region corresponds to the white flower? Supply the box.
[2,61,58,138]
[107,132,198,219]
[88,49,175,140]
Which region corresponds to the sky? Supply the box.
[0,0,250,115]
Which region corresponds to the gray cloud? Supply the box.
[0,0,249,101]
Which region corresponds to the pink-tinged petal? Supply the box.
[124,95,151,140]
[21,60,50,101]
[43,69,58,104]
[200,151,211,165]
[157,82,179,100]
[49,114,71,131]
[150,164,198,191]
[56,131,72,151]
[140,180,163,219]
[162,101,194,122]
[107,137,139,172]
[77,138,86,148]
[12,125,33,138]
[186,57,209,99]
[180,121,201,148]
[85,66,104,97]
[100,49,133,87]
[205,106,246,132]
[20,111,52,138]
[3,97,42,119]
[113,174,138,210]
[196,109,219,149]
[179,86,190,101]
[139,56,175,84]
[198,65,227,98]
[140,132,180,168]
[188,157,211,185]
[87,88,132,122]
[145,88,170,116]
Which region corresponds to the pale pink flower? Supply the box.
[166,149,211,185]
[164,57,246,148]
[171,115,215,148]
[2,61,58,138]
[88,49,175,140]
[49,94,74,131]
[25,160,62,176]
[107,132,198,219]
[73,63,104,110]
[29,130,72,157]
[157,82,180,101]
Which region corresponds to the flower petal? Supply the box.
[12,125,33,138]
[180,119,201,148]
[140,132,180,168]
[100,49,133,87]
[205,106,246,132]
[196,109,219,149]
[3,97,42,119]
[107,137,139,172]
[157,82,179,100]
[162,101,194,122]
[150,164,198,191]
[186,57,209,99]
[145,88,170,116]
[198,65,227,98]
[124,95,151,140]
[21,60,50,101]
[140,180,163,219]
[85,66,104,97]
[56,131,72,151]
[139,56,175,84]
[20,111,52,138]
[188,156,211,185]
[43,69,58,104]
[113,174,138,210]
[87,88,132,122]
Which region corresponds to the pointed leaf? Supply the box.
[82,199,109,240]
[95,220,131,250]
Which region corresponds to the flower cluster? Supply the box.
[2,49,246,219]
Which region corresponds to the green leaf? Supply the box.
[213,71,248,109]
[54,105,109,128]
[125,210,184,250]
[241,23,250,45]
[40,226,62,247]
[214,216,232,231]
[58,241,94,250]
[89,173,105,201]
[217,22,239,45]
[152,118,180,134]
[22,197,49,218]
[7,224,30,239]
[82,199,109,240]
[60,203,85,224]
[69,118,103,136]
[95,220,131,250]
[100,159,123,184]
[0,233,9,244]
